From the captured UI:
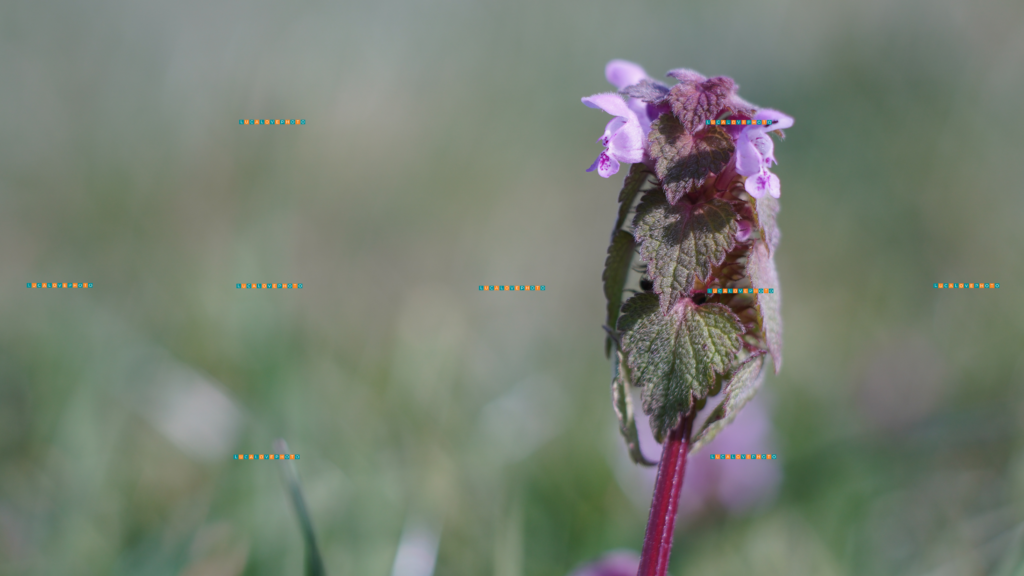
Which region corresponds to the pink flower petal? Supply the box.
[766,172,781,198]
[587,151,624,178]
[583,93,645,176]
[600,116,627,145]
[596,151,621,178]
[751,132,776,167]
[627,100,653,135]
[581,93,633,119]
[607,119,644,164]
[754,108,794,130]
[605,60,649,91]
[744,170,780,199]
[734,130,762,177]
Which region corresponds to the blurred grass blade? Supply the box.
[274,439,327,576]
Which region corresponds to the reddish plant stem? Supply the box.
[636,411,696,576]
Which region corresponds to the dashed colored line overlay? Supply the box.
[705,119,775,126]
[479,285,545,291]
[710,454,776,460]
[237,283,303,289]
[707,288,774,294]
[239,119,305,125]
[234,454,300,460]
[934,283,999,288]
[28,283,92,288]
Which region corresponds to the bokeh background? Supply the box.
[2,0,1024,573]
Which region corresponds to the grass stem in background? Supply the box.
[274,439,327,576]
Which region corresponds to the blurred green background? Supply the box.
[2,0,1024,573]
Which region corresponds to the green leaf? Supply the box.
[616,291,658,333]
[754,194,780,253]
[647,117,734,204]
[747,240,782,372]
[603,229,635,357]
[612,347,656,466]
[691,351,767,453]
[633,190,738,312]
[614,163,653,234]
[619,293,744,442]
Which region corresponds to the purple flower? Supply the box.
[734,109,794,199]
[585,60,793,192]
[606,60,649,92]
[581,93,645,178]
[567,550,640,576]
[605,60,664,137]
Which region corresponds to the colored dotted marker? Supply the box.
[705,119,775,126]
[710,454,776,460]
[28,282,92,288]
[479,285,545,291]
[933,283,999,288]
[237,283,303,288]
[234,454,300,460]
[239,119,305,125]
[707,288,774,294]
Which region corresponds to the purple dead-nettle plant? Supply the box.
[586,60,791,576]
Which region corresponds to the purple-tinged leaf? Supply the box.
[647,117,734,204]
[614,163,654,235]
[604,229,636,357]
[612,348,657,466]
[690,351,767,452]
[620,79,671,104]
[633,190,737,313]
[664,76,736,134]
[618,293,744,442]
[747,240,782,371]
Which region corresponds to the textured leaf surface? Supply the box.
[612,348,656,466]
[603,229,635,357]
[747,240,782,372]
[755,194,780,253]
[633,190,738,312]
[620,79,670,103]
[691,351,766,453]
[618,293,744,441]
[614,163,653,234]
[664,76,735,133]
[648,117,734,203]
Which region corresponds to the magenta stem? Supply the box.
[636,413,694,576]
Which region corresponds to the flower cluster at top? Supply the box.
[582,60,793,199]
